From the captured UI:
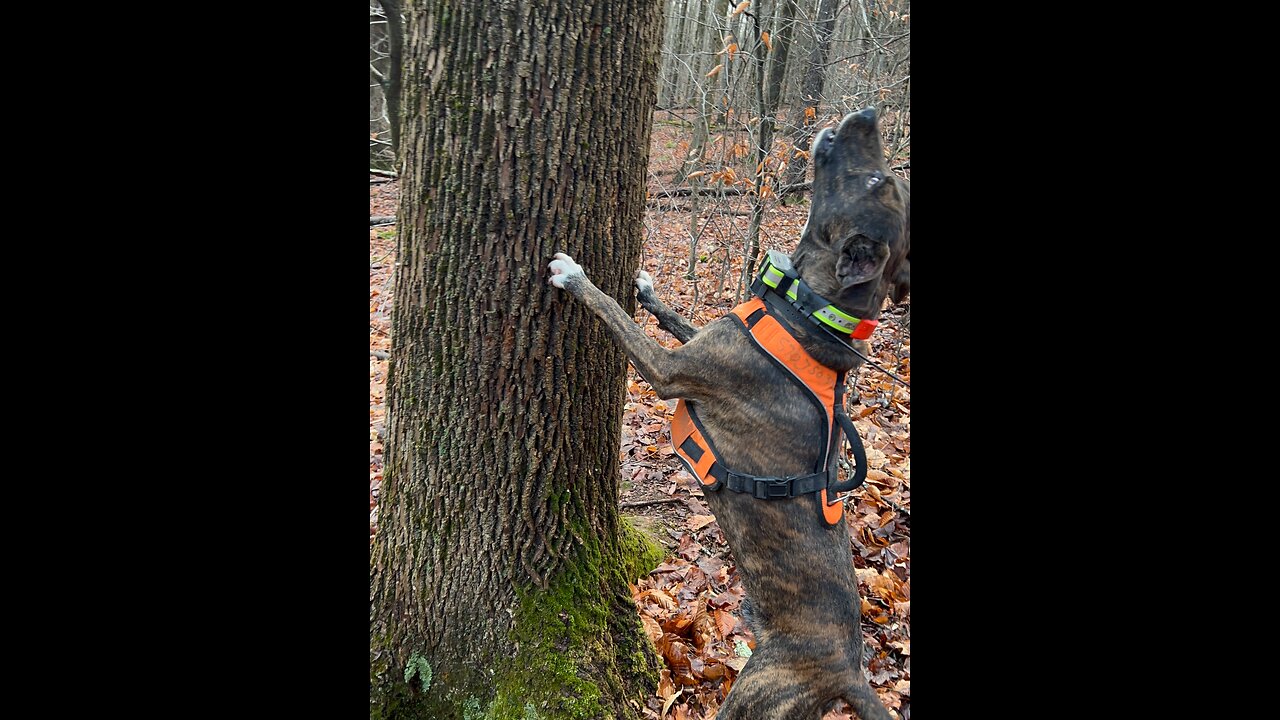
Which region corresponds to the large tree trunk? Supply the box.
[369,1,665,718]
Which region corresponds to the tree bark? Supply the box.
[369,1,665,718]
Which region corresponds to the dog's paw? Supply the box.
[635,270,654,295]
[548,252,584,289]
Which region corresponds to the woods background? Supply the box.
[370,2,910,718]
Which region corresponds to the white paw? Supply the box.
[547,252,584,289]
[635,270,654,294]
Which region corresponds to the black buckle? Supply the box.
[754,477,791,499]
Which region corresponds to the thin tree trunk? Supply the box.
[675,0,720,186]
[785,0,837,186]
[675,0,700,105]
[378,0,404,160]
[742,0,795,299]
[369,1,665,718]
[657,0,678,106]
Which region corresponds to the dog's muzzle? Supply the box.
[814,108,880,159]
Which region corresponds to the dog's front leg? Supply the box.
[548,253,697,398]
[634,270,700,345]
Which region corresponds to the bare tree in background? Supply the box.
[370,1,403,168]
[785,0,837,185]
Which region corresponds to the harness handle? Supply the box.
[828,408,868,494]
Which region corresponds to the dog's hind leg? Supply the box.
[842,678,894,720]
[714,646,829,720]
[634,269,700,344]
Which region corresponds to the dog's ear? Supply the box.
[890,252,910,303]
[837,234,891,289]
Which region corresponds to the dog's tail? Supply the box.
[842,677,894,720]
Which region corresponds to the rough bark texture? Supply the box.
[369,1,666,719]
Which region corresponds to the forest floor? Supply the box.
[370,117,910,720]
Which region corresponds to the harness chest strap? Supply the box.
[671,297,864,526]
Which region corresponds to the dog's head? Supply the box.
[793,107,910,320]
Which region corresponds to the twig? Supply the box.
[370,169,397,177]
[370,350,389,359]
[883,497,910,516]
[646,202,751,214]
[620,497,684,509]
[370,216,396,226]
[651,181,810,199]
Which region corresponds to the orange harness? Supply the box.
[672,285,870,526]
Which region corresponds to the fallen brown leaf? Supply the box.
[688,514,716,531]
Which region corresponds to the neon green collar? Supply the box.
[756,251,878,340]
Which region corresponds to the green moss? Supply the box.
[618,515,663,584]
[371,523,661,720]
[404,653,434,692]
[484,519,660,720]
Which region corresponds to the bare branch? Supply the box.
[652,181,809,199]
[620,497,683,508]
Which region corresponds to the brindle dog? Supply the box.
[548,107,909,720]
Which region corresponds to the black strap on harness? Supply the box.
[830,408,868,493]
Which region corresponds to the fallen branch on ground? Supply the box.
[371,216,395,226]
[620,497,684,509]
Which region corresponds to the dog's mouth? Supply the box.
[812,127,836,158]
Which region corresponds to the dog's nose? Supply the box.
[836,107,877,140]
